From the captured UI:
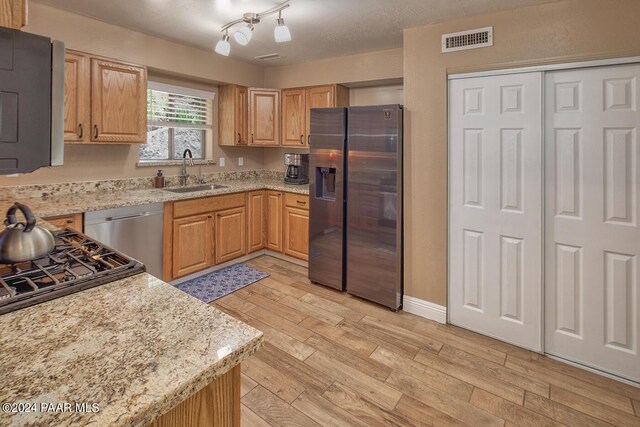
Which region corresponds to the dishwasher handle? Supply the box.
[104,212,152,222]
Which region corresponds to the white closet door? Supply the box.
[545,64,640,382]
[449,72,543,351]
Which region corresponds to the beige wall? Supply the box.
[0,2,266,187]
[264,48,403,88]
[404,0,640,306]
[349,85,404,106]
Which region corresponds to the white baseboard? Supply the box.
[403,296,447,324]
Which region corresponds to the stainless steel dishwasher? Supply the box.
[84,203,164,279]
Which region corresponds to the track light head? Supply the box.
[234,24,254,46]
[274,17,291,43]
[215,33,231,56]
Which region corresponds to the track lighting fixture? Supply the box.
[214,0,291,56]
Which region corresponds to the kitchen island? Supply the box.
[0,272,263,426]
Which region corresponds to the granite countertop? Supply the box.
[0,273,263,427]
[0,178,309,218]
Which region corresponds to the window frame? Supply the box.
[141,82,215,163]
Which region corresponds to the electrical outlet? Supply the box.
[219,157,225,167]
[238,157,244,166]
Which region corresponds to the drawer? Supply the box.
[173,193,246,218]
[43,213,84,232]
[284,192,309,210]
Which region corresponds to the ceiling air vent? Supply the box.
[442,26,493,53]
[255,53,283,61]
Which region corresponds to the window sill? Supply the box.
[137,160,217,168]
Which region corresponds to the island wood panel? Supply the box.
[63,50,90,142]
[0,0,26,29]
[149,365,241,427]
[218,85,248,146]
[90,58,147,143]
[247,191,267,253]
[283,205,309,261]
[172,214,213,278]
[249,88,280,146]
[281,88,306,147]
[173,193,245,219]
[43,213,84,233]
[266,191,283,252]
[215,206,247,264]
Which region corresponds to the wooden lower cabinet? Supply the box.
[215,207,246,264]
[172,214,213,278]
[43,213,84,232]
[149,364,240,427]
[283,206,309,261]
[247,191,266,253]
[266,191,283,252]
[164,190,309,280]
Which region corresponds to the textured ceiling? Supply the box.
[33,0,559,66]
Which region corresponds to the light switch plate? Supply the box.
[219,157,225,167]
[238,157,244,166]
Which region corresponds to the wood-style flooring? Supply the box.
[212,255,640,427]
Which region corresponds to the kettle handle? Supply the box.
[6,203,37,232]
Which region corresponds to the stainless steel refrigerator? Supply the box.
[309,105,403,310]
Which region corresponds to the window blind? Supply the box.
[147,84,214,130]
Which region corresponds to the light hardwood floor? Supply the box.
[212,256,640,427]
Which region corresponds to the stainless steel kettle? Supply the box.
[0,203,55,264]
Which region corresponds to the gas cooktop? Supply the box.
[0,229,145,315]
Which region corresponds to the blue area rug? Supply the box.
[175,263,269,303]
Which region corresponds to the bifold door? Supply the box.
[544,64,640,383]
[448,72,543,351]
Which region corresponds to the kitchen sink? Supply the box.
[164,184,228,194]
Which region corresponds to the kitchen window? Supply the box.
[140,82,215,162]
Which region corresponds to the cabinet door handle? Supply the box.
[297,200,307,205]
[251,133,254,144]
[307,135,311,146]
[78,123,83,139]
[93,124,99,139]
[300,134,304,144]
[66,219,74,224]
[207,215,212,218]
[217,213,221,217]
[237,132,241,143]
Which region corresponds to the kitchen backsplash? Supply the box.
[0,170,285,199]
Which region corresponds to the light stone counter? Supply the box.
[0,273,263,427]
[0,178,309,218]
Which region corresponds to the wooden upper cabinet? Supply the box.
[247,190,266,253]
[63,51,90,143]
[215,206,246,264]
[303,85,349,146]
[219,85,248,146]
[282,88,306,147]
[249,88,280,146]
[0,0,26,29]
[266,191,283,252]
[91,58,147,143]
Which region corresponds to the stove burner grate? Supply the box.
[0,229,145,315]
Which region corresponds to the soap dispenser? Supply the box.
[154,170,165,188]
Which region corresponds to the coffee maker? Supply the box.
[284,153,309,185]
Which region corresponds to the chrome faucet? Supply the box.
[179,149,194,186]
